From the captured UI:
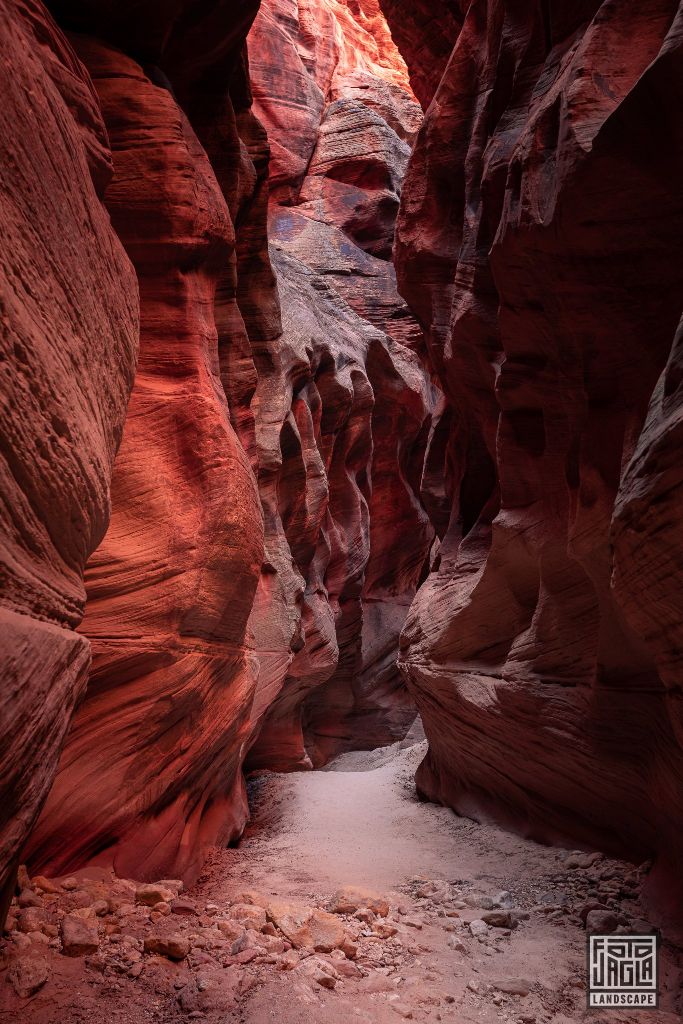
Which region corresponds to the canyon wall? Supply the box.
[380,0,683,909]
[244,0,437,768]
[3,0,435,890]
[25,0,268,884]
[0,0,139,919]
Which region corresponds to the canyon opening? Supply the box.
[1,0,682,1022]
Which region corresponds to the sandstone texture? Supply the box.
[9,0,438,894]
[380,0,683,911]
[245,0,438,768]
[0,0,138,920]
[26,2,265,884]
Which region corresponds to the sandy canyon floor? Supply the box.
[2,730,682,1023]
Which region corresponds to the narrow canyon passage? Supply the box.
[1,0,683,1022]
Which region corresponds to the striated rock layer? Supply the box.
[380,0,683,913]
[244,0,437,768]
[0,0,138,919]
[27,1,266,884]
[17,0,437,888]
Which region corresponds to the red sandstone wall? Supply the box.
[0,0,138,918]
[23,0,268,884]
[244,0,438,767]
[380,0,683,915]
[10,0,437,889]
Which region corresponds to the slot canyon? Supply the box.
[0,0,681,1021]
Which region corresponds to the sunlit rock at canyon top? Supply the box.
[0,0,682,977]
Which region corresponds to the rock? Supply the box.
[71,906,97,921]
[8,957,49,998]
[91,900,109,917]
[585,911,619,934]
[230,932,250,955]
[481,910,518,929]
[22,8,264,892]
[382,0,683,898]
[277,949,300,971]
[195,967,240,1013]
[391,1005,414,1019]
[565,852,602,870]
[17,890,43,909]
[469,920,489,938]
[448,937,467,953]
[243,0,435,773]
[579,901,610,923]
[266,900,347,953]
[31,876,62,895]
[364,973,397,993]
[312,968,336,990]
[135,884,176,907]
[0,0,138,917]
[374,922,398,938]
[60,914,99,956]
[464,894,495,910]
[255,934,286,955]
[230,904,267,931]
[234,949,258,965]
[144,934,191,961]
[171,899,198,917]
[216,919,244,941]
[509,910,530,925]
[328,887,390,918]
[61,879,78,892]
[467,979,481,993]
[493,979,532,997]
[334,958,363,979]
[17,908,46,934]
[158,880,183,894]
[341,937,359,960]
